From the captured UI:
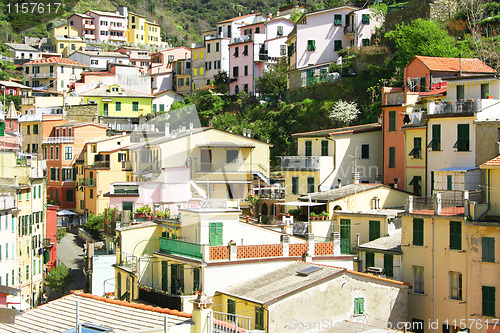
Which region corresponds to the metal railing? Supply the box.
[159,237,202,259]
[344,25,356,34]
[29,72,56,79]
[43,238,55,247]
[281,156,320,170]
[119,252,137,271]
[79,178,95,186]
[213,311,251,332]
[43,137,74,144]
[91,161,110,168]
[0,196,15,210]
[431,100,479,115]
[195,160,256,173]
[18,113,43,122]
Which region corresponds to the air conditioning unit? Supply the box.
[366,267,384,274]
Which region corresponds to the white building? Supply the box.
[68,50,130,70]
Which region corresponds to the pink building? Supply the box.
[229,40,255,95]
[149,47,191,75]
[44,205,59,270]
[116,47,151,72]
[69,10,127,43]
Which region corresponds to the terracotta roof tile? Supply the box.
[415,55,496,73]
[482,155,500,166]
[24,57,88,67]
[218,12,261,24]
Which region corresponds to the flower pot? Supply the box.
[487,96,494,99]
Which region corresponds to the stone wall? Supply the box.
[430,0,460,21]
[65,104,98,122]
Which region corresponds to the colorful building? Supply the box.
[49,24,86,57]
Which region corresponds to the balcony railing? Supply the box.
[281,156,320,170]
[29,72,56,79]
[195,160,253,173]
[43,137,74,144]
[22,97,35,105]
[430,100,479,115]
[121,161,132,171]
[0,196,15,210]
[43,238,55,248]
[79,178,95,186]
[159,238,202,259]
[113,186,139,194]
[213,311,252,332]
[90,161,110,168]
[18,113,43,122]
[119,252,137,271]
[344,25,355,34]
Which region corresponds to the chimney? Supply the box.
[332,232,341,255]
[122,130,126,136]
[393,178,399,189]
[189,122,194,131]
[433,193,442,215]
[191,293,213,333]
[243,128,247,137]
[247,129,251,138]
[164,123,170,136]
[337,178,342,188]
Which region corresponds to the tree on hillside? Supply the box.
[213,70,229,94]
[385,19,462,69]
[255,60,288,102]
[46,264,73,294]
[329,100,360,127]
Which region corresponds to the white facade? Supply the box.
[152,90,184,112]
[5,44,41,60]
[68,51,130,70]
[0,195,17,288]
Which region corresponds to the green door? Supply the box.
[340,219,351,254]
[122,201,133,213]
[369,220,380,241]
[161,261,169,292]
[103,103,108,116]
[209,222,223,246]
[170,264,184,295]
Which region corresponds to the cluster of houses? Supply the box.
[0,3,498,333]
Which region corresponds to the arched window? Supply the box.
[234,85,239,95]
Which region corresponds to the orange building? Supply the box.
[43,122,107,209]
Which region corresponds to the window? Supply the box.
[90,189,94,199]
[389,147,396,168]
[216,42,220,52]
[321,140,329,156]
[305,141,312,156]
[362,39,370,46]
[334,40,342,51]
[232,66,239,78]
[292,177,299,195]
[227,25,231,37]
[64,146,72,160]
[482,286,496,317]
[454,124,469,151]
[365,252,374,268]
[207,43,211,53]
[226,150,238,163]
[159,104,165,112]
[307,40,316,51]
[26,125,30,135]
[362,14,370,24]
[227,299,236,321]
[280,45,286,56]
[447,175,453,191]
[334,14,342,26]
[388,111,396,131]
[428,124,441,151]
[277,25,284,36]
[209,222,223,246]
[450,221,461,250]
[361,144,369,159]
[307,177,315,193]
[33,124,39,135]
[384,254,393,277]
[481,83,490,99]
[255,27,260,33]
[244,65,248,76]
[354,298,364,315]
[482,237,495,262]
[55,146,59,160]
[66,189,74,202]
[255,307,264,330]
[450,272,462,300]
[457,85,465,100]
[115,102,121,111]
[409,137,422,158]
[234,46,239,57]
[413,266,424,294]
[413,218,424,246]
[132,102,139,111]
[243,45,248,56]
[369,220,380,241]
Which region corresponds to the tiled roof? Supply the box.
[358,231,402,253]
[86,10,125,18]
[5,43,38,52]
[218,12,261,24]
[414,56,496,73]
[24,57,88,67]
[79,85,154,98]
[292,123,381,138]
[300,183,384,202]
[481,155,500,167]
[72,50,128,58]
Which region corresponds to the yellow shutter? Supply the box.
[200,51,204,59]
[194,68,198,76]
[200,67,204,75]
[194,52,198,60]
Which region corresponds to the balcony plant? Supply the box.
[310,212,317,220]
[434,99,441,104]
[156,209,171,219]
[466,98,474,103]
[320,211,329,220]
[135,204,152,218]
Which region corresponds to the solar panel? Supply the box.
[297,266,323,276]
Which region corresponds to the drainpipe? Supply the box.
[431,216,434,333]
[476,169,491,221]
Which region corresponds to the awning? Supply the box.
[197,142,256,148]
[57,210,77,216]
[274,201,325,207]
[7,296,30,311]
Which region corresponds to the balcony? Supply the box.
[29,72,56,79]
[79,178,95,186]
[83,23,95,29]
[112,184,139,194]
[471,203,500,223]
[344,25,355,35]
[109,24,126,31]
[383,91,405,106]
[121,161,132,171]
[133,54,151,60]
[0,196,15,210]
[109,35,126,41]
[84,34,96,39]
[18,113,43,122]
[281,156,320,170]
[90,161,110,169]
[118,252,137,272]
[159,238,202,260]
[43,137,74,144]
[22,97,35,105]
[43,237,55,248]
[429,99,479,115]
[403,111,426,127]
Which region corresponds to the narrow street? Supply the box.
[48,229,86,301]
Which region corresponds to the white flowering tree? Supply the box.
[329,100,360,127]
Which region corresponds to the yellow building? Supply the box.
[75,134,132,216]
[173,59,192,96]
[50,24,86,57]
[127,12,162,47]
[401,155,500,333]
[403,123,426,196]
[145,21,161,47]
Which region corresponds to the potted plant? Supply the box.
[486,94,494,99]
[467,98,474,103]
[321,211,329,220]
[434,99,441,104]
[310,212,317,220]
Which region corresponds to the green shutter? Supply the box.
[482,286,496,317]
[369,220,380,241]
[255,307,264,330]
[365,252,374,268]
[354,298,364,314]
[447,175,453,191]
[307,177,315,193]
[209,222,223,246]
[334,15,342,26]
[455,124,469,151]
[161,261,169,292]
[340,219,351,254]
[384,254,393,277]
[413,218,424,246]
[450,221,462,250]
[431,124,441,151]
[482,237,495,263]
[0,122,5,137]
[292,177,299,195]
[228,299,236,321]
[361,144,369,159]
[389,147,396,168]
[193,268,200,292]
[305,141,312,156]
[321,140,328,156]
[388,111,396,131]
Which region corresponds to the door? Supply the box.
[170,264,184,295]
[209,222,223,246]
[103,103,108,116]
[369,220,380,241]
[200,149,212,172]
[340,219,351,254]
